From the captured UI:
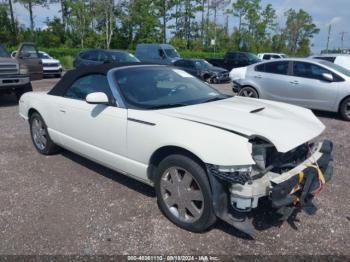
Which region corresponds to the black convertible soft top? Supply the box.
[48,62,153,96]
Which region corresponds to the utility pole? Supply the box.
[340,31,347,51]
[326,24,331,54]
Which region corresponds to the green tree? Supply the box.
[284,9,319,55]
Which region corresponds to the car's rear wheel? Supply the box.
[340,97,350,121]
[15,83,33,101]
[155,154,216,232]
[29,112,59,155]
[238,86,259,98]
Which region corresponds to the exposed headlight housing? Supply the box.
[19,65,29,75]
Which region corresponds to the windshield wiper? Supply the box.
[148,103,188,109]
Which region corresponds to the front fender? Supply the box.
[127,109,255,167]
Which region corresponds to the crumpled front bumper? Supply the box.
[270,140,333,215]
[207,140,334,236]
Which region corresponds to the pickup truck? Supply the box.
[0,43,43,101]
[206,51,261,71]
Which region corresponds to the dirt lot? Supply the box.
[0,78,349,255]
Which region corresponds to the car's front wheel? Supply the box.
[155,154,216,232]
[29,112,59,155]
[340,97,350,121]
[238,86,259,98]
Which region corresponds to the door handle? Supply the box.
[59,109,66,113]
[290,80,299,85]
[254,75,262,79]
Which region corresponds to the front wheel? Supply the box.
[29,112,59,155]
[155,155,216,232]
[339,97,350,121]
[238,86,259,98]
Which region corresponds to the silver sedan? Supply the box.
[233,58,350,121]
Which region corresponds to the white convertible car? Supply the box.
[19,63,333,235]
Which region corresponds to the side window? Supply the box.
[19,44,39,59]
[263,54,271,60]
[255,63,265,72]
[293,62,330,80]
[97,51,109,62]
[264,61,289,75]
[238,53,247,61]
[174,60,185,67]
[64,74,112,100]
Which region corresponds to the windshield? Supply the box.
[114,66,227,109]
[246,53,260,62]
[195,59,213,69]
[164,48,180,58]
[110,51,140,62]
[0,46,10,58]
[319,60,350,77]
[39,52,51,59]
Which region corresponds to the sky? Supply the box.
[12,0,350,54]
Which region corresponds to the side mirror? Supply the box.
[86,92,109,105]
[322,73,333,82]
[159,49,166,59]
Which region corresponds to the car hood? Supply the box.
[158,97,325,153]
[42,58,59,64]
[0,57,18,64]
[208,66,227,73]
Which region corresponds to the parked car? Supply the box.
[233,58,350,120]
[310,54,350,71]
[206,51,261,71]
[135,43,180,64]
[73,49,140,68]
[19,63,333,236]
[0,43,42,101]
[172,58,230,83]
[13,51,63,78]
[257,53,288,60]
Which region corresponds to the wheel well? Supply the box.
[240,85,259,98]
[28,108,39,119]
[147,146,206,182]
[338,95,350,112]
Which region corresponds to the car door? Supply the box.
[56,74,128,172]
[286,61,340,110]
[251,61,292,102]
[15,43,43,80]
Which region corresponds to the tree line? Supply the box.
[0,0,320,56]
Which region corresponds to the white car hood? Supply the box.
[158,97,325,153]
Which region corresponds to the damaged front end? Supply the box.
[206,139,334,236]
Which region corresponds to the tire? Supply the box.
[238,86,259,98]
[15,83,33,101]
[339,97,350,121]
[55,73,62,78]
[155,154,216,232]
[29,112,59,155]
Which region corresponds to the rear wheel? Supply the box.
[15,83,33,101]
[29,112,59,155]
[155,154,216,232]
[238,86,259,98]
[339,97,350,121]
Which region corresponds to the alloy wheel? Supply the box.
[31,117,47,150]
[160,167,204,223]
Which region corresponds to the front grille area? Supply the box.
[43,63,59,67]
[0,63,18,75]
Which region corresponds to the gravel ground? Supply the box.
[0,77,349,255]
